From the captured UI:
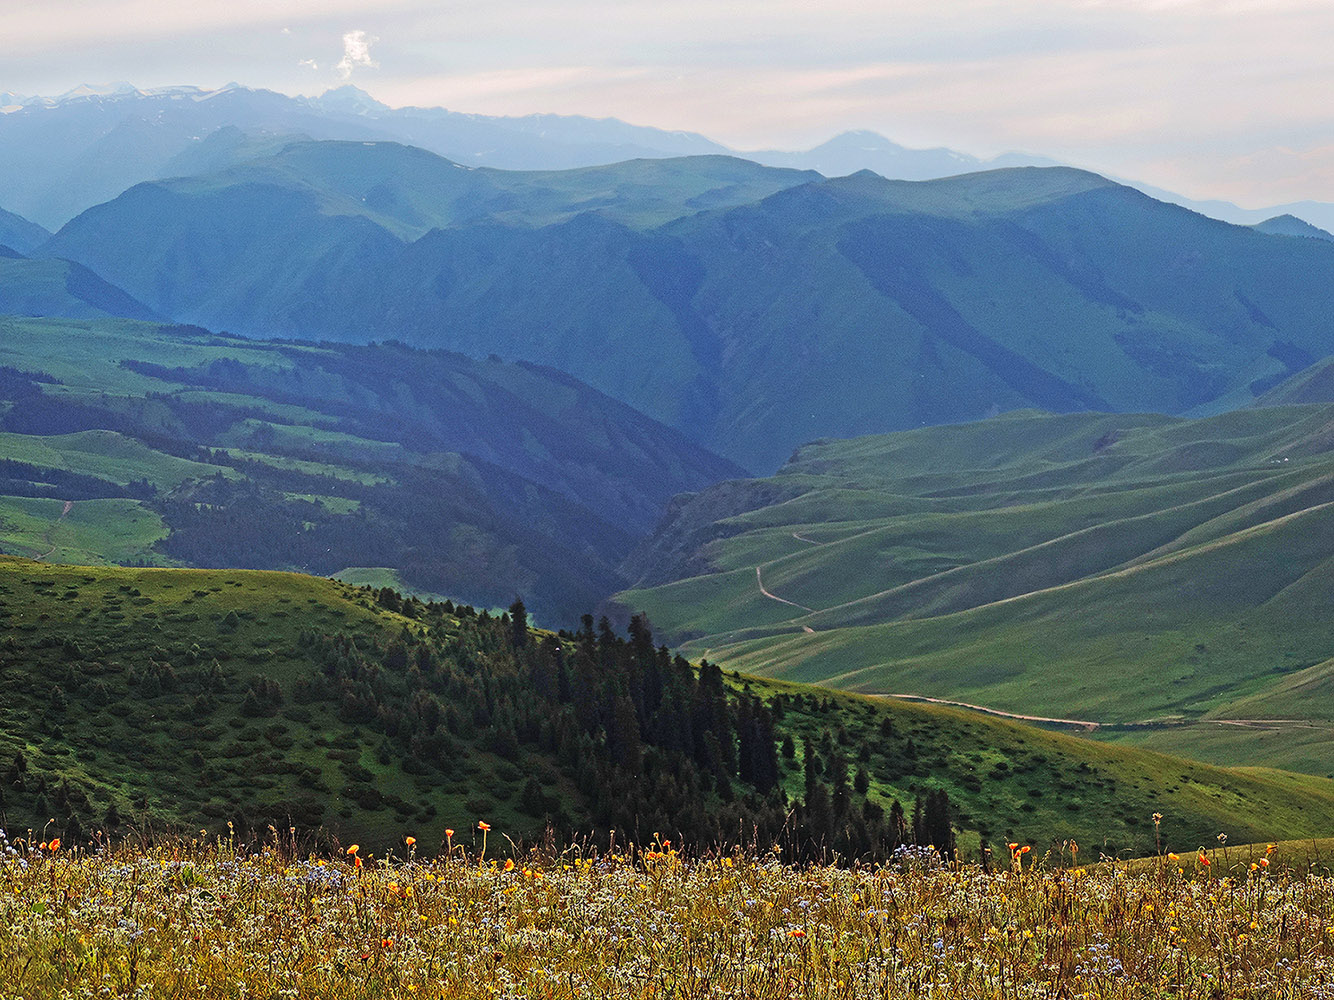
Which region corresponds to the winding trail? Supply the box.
[750,530,830,617]
[35,500,73,561]
[878,693,1334,735]
[755,565,816,614]
[880,693,1103,731]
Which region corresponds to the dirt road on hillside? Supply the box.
[35,500,73,560]
[881,693,1103,730]
[879,693,1334,735]
[755,566,816,613]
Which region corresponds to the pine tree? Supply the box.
[508,599,529,649]
[854,766,870,795]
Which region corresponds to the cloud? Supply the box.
[298,58,319,71]
[336,29,378,80]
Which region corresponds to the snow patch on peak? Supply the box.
[56,82,140,101]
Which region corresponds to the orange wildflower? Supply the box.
[478,821,491,832]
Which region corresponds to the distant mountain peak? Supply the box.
[57,82,140,102]
[822,129,904,147]
[312,85,389,116]
[10,82,244,112]
[1252,214,1334,241]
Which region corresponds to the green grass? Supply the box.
[5,557,1334,858]
[286,494,362,514]
[331,566,454,601]
[0,496,168,564]
[0,316,296,394]
[217,447,390,485]
[616,406,1334,766]
[0,556,560,849]
[0,430,228,488]
[1103,723,1334,780]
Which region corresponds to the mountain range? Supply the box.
[0,83,726,229]
[0,247,158,321]
[6,79,1334,859]
[36,142,1334,470]
[5,82,1333,236]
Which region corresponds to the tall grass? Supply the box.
[3,827,1333,998]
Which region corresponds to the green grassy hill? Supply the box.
[1252,354,1334,407]
[3,556,1334,859]
[1252,214,1334,242]
[0,315,740,620]
[613,406,1334,770]
[0,252,158,320]
[0,206,49,255]
[43,155,1334,469]
[40,141,814,314]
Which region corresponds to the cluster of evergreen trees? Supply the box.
[0,581,956,862]
[306,598,956,862]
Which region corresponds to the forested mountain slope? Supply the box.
[4,556,1332,860]
[0,316,739,620]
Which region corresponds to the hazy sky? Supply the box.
[5,0,1334,206]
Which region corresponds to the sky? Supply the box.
[4,0,1334,207]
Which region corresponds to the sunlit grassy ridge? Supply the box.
[616,406,1334,770]
[4,834,1334,999]
[5,556,1334,859]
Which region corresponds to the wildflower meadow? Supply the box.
[3,826,1333,999]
